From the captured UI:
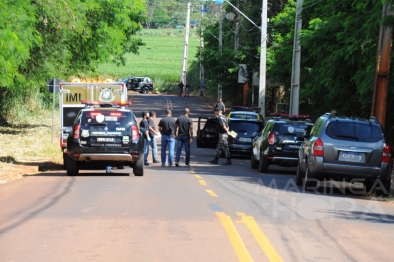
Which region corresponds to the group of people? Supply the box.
[178,81,190,97]
[140,108,193,167]
[139,98,232,168]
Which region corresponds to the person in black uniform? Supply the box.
[139,111,151,166]
[175,108,193,167]
[209,107,232,165]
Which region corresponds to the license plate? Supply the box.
[339,152,364,162]
[239,137,251,142]
[97,137,115,142]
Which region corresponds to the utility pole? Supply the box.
[218,4,223,99]
[199,3,206,96]
[234,0,240,51]
[180,3,191,84]
[258,0,267,117]
[289,0,303,115]
[371,2,392,128]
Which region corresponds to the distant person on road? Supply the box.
[139,111,151,166]
[209,107,232,165]
[184,83,190,97]
[158,109,176,166]
[175,108,193,167]
[148,111,159,163]
[214,98,226,113]
[178,81,184,96]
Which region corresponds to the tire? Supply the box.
[142,87,149,94]
[63,153,67,170]
[250,150,258,169]
[303,166,317,191]
[258,152,268,173]
[66,156,78,176]
[133,156,144,176]
[197,139,203,148]
[296,164,305,186]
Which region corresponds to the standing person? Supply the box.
[214,98,226,113]
[148,111,159,163]
[209,107,232,165]
[139,111,151,166]
[158,109,176,166]
[184,83,190,97]
[175,108,193,167]
[178,81,184,96]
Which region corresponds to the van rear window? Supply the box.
[326,122,382,142]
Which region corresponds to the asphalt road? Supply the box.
[1,93,394,262]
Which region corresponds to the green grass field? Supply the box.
[96,29,200,89]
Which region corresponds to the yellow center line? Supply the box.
[199,180,207,186]
[194,174,201,179]
[237,212,284,262]
[216,212,254,262]
[206,189,218,197]
[190,169,196,174]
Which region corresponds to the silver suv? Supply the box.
[297,112,392,196]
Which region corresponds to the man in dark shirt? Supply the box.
[213,98,226,113]
[175,108,193,167]
[178,81,184,96]
[139,111,151,166]
[148,111,159,163]
[158,109,176,166]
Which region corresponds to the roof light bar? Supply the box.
[81,100,131,106]
[270,113,310,119]
[231,106,261,112]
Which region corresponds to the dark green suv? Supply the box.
[66,102,145,176]
[297,112,392,196]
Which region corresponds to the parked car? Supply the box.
[297,112,392,196]
[197,117,218,149]
[66,101,145,176]
[251,113,314,172]
[228,117,265,156]
[197,111,265,156]
[227,106,264,121]
[124,77,154,94]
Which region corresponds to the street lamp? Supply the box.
[214,0,267,117]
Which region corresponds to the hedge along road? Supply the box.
[0,92,393,262]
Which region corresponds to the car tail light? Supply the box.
[60,138,66,148]
[132,125,139,142]
[313,138,324,157]
[73,124,81,139]
[268,133,275,145]
[382,145,392,163]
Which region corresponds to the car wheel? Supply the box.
[258,152,268,173]
[133,156,144,176]
[250,150,258,169]
[63,153,67,170]
[375,179,391,197]
[296,164,305,186]
[142,87,149,94]
[303,166,317,191]
[66,156,78,176]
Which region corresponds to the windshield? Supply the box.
[326,122,382,142]
[229,121,263,133]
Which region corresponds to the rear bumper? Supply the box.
[229,144,252,155]
[308,156,392,182]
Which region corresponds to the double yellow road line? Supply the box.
[216,212,283,262]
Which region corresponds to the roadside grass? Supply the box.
[0,109,62,174]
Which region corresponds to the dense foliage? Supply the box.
[0,0,146,125]
[194,0,394,142]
